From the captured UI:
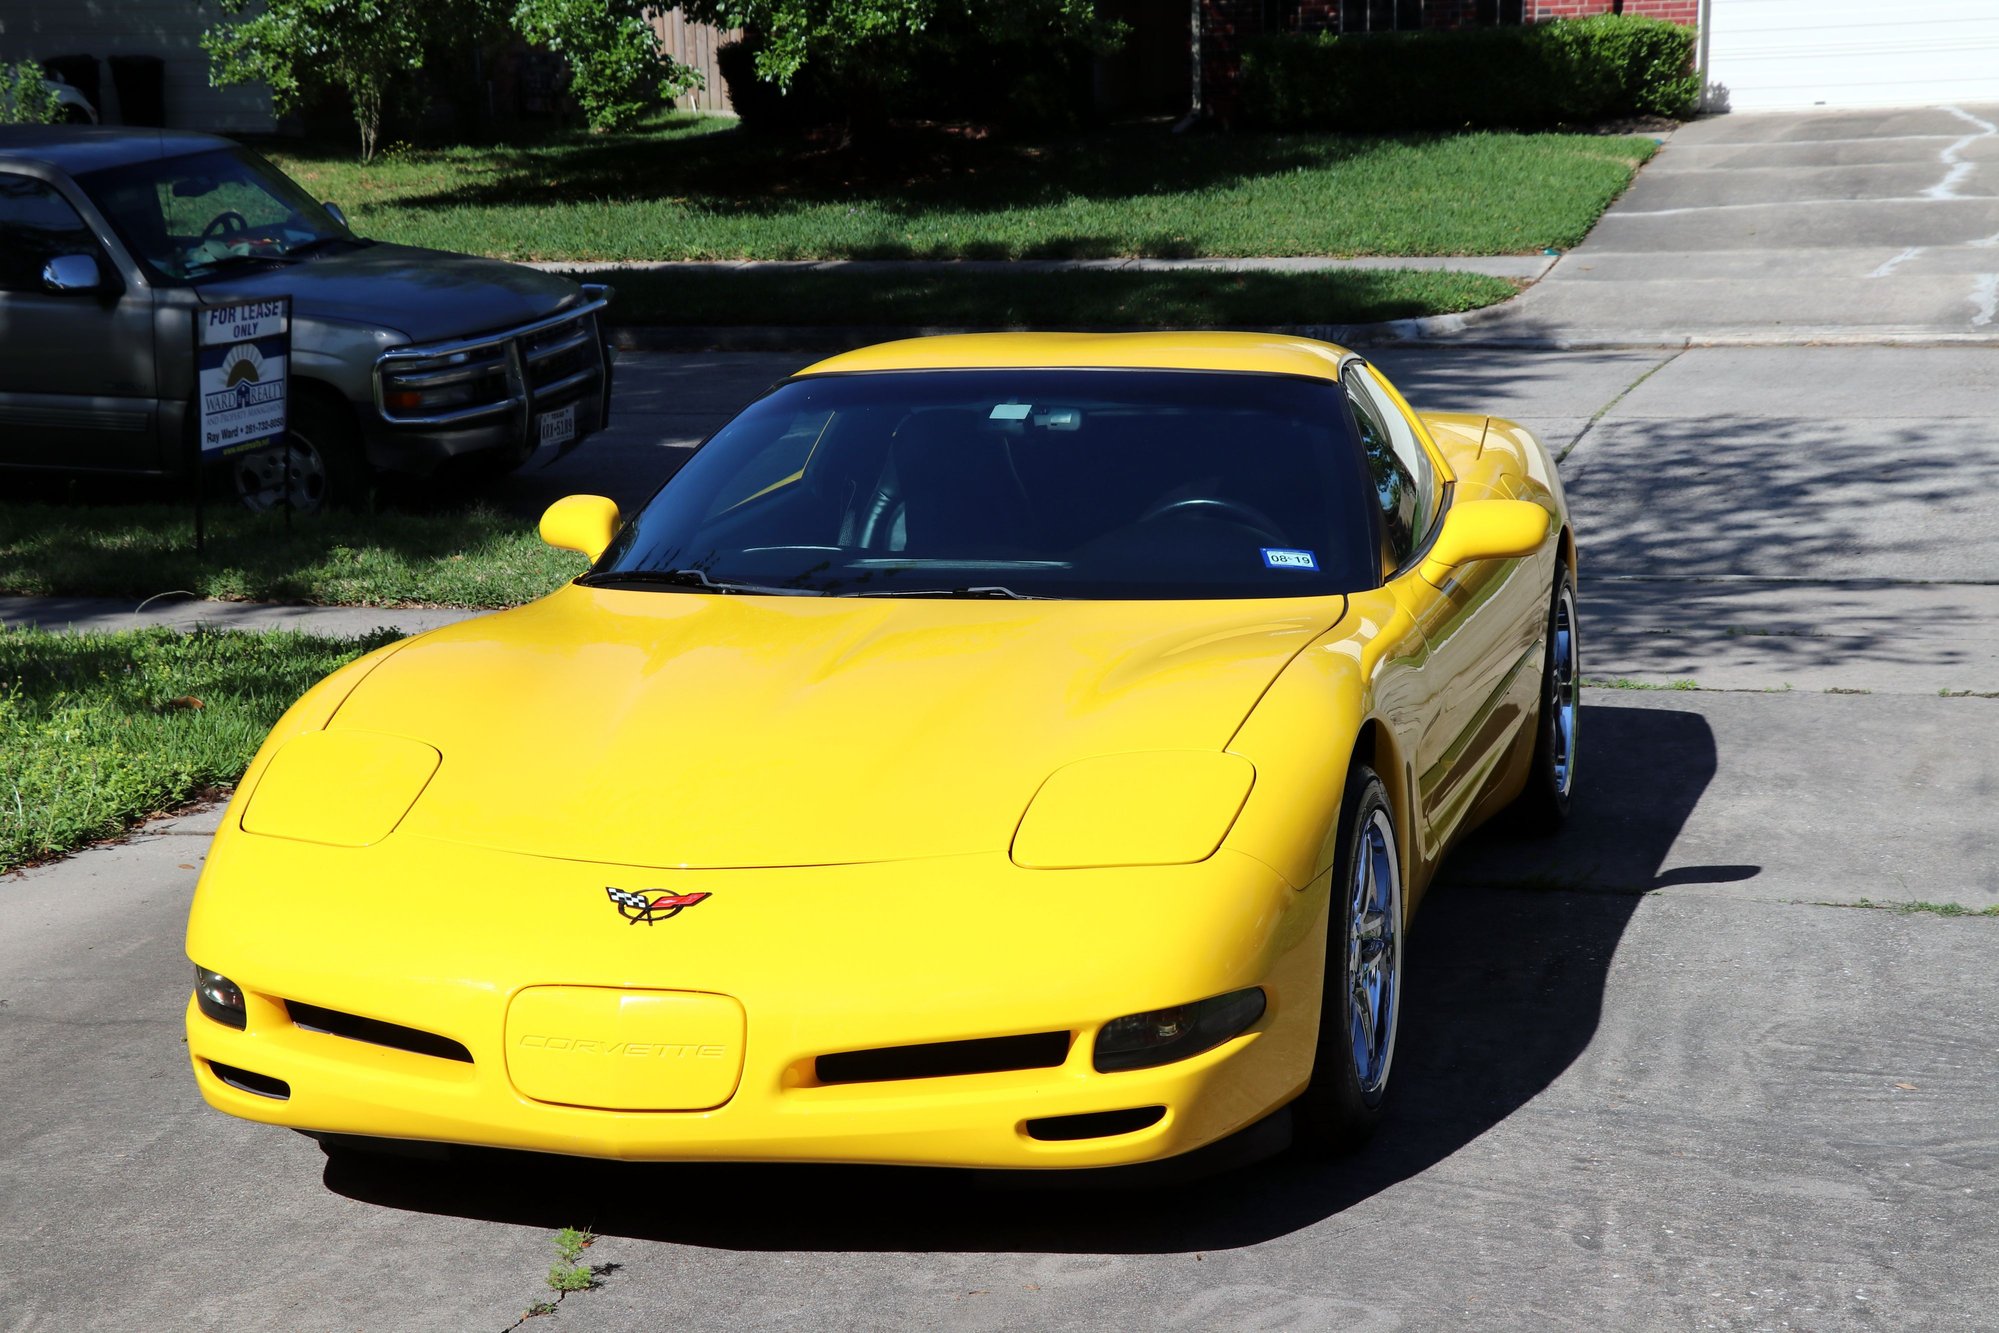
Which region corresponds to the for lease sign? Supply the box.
[196,299,290,457]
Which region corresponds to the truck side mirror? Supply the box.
[40,254,103,294]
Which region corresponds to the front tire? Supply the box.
[1512,568,1579,831]
[231,395,368,514]
[1294,765,1402,1156]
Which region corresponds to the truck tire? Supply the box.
[231,392,368,514]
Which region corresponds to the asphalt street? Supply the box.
[6,107,1999,1332]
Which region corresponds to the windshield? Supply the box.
[75,147,356,282]
[592,369,1379,600]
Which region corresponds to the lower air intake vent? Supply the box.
[287,1001,474,1063]
[816,1031,1071,1085]
[1024,1106,1165,1141]
[209,1061,291,1100]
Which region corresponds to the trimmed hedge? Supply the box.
[1240,16,1699,131]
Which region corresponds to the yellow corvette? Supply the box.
[185,332,1577,1172]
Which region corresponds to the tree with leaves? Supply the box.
[687,0,1121,136]
[685,0,1108,88]
[203,0,697,161]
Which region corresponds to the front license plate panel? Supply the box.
[536,403,577,448]
[505,988,745,1110]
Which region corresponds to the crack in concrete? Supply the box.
[1927,106,1998,201]
[1557,348,1685,464]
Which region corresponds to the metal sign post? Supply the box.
[193,297,292,552]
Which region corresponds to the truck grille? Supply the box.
[373,286,611,429]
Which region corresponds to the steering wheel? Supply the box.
[200,211,251,244]
[1138,496,1285,540]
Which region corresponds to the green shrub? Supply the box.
[1240,16,1699,132]
[0,62,64,125]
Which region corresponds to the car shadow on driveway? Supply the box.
[324,704,1749,1253]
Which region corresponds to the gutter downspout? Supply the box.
[1696,0,1715,113]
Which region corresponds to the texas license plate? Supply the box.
[537,404,577,448]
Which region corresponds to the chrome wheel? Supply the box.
[1346,805,1401,1098]
[1549,583,1579,798]
[233,433,329,513]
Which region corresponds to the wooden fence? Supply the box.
[649,8,742,114]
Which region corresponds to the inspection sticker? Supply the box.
[1262,548,1318,570]
[989,402,1033,420]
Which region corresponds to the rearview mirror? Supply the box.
[539,494,621,563]
[40,254,102,294]
[171,175,218,198]
[1417,498,1548,587]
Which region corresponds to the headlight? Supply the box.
[1094,988,1266,1072]
[1011,751,1254,869]
[193,967,246,1029]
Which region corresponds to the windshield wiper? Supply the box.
[188,252,298,277]
[574,568,813,596]
[284,235,365,259]
[856,586,1051,600]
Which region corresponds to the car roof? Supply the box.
[0,126,238,174]
[797,331,1352,381]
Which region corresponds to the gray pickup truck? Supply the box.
[0,127,613,511]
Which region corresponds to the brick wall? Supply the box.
[1531,0,1698,20]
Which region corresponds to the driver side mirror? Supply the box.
[40,254,103,294]
[539,494,621,563]
[1417,498,1548,587]
[323,202,348,228]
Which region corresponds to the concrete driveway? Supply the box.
[5,346,1996,1332]
[1474,105,1999,343]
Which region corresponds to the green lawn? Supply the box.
[596,265,1518,327]
[0,503,581,609]
[0,626,400,870]
[266,116,1655,263]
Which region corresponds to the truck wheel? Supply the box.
[232,396,368,514]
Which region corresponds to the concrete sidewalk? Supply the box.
[0,593,477,638]
[530,253,1560,281]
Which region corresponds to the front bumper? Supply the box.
[185,832,1329,1170]
[363,292,615,478]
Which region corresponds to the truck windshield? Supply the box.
[76,147,356,282]
[592,369,1379,600]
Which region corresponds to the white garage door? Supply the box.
[1706,0,1999,112]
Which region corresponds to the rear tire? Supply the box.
[1512,568,1579,831]
[1294,765,1402,1156]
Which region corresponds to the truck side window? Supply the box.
[0,174,98,293]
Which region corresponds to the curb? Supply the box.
[609,318,1999,355]
[607,318,1478,354]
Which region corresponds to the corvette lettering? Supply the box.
[605,885,710,924]
[518,1035,727,1057]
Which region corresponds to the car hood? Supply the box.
[326,585,1343,869]
[200,243,584,343]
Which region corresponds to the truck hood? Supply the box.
[326,586,1343,869]
[200,243,585,343]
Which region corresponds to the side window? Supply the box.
[1347,366,1440,573]
[1346,372,1421,573]
[0,174,98,294]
